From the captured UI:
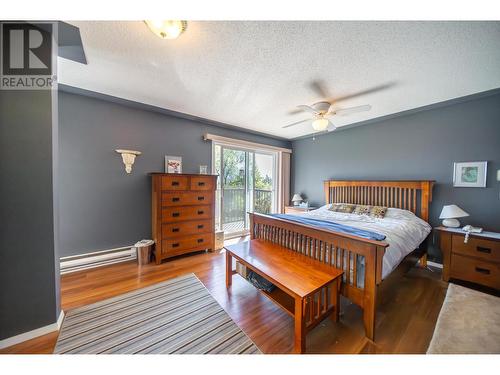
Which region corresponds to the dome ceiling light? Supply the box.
[144,20,187,40]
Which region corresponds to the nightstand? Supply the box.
[284,206,317,214]
[436,226,500,290]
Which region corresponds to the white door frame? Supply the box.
[211,141,280,238]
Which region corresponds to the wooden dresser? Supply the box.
[151,173,217,264]
[437,226,500,290]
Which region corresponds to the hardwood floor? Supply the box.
[1,245,448,354]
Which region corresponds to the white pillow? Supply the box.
[384,207,420,220]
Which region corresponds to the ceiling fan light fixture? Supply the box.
[145,20,187,40]
[312,118,329,131]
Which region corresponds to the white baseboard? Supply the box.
[57,309,65,329]
[60,245,136,274]
[0,310,64,350]
[428,260,443,269]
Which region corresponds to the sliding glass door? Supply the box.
[214,144,277,237]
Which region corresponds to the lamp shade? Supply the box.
[439,205,469,219]
[292,194,303,202]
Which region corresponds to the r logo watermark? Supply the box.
[1,22,57,90]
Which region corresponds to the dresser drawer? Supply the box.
[190,176,215,191]
[452,234,500,263]
[162,220,212,238]
[161,205,212,223]
[161,191,213,207]
[161,175,188,191]
[450,254,500,290]
[162,233,214,256]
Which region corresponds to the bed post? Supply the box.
[363,245,381,341]
[249,213,255,239]
[418,181,434,267]
[324,181,331,205]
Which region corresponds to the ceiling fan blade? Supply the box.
[309,80,331,98]
[297,105,320,115]
[331,82,396,103]
[326,103,336,115]
[282,118,311,129]
[335,104,372,116]
[287,108,304,115]
[326,120,337,132]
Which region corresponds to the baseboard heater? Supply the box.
[60,245,136,274]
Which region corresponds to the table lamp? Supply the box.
[292,193,303,206]
[439,205,469,228]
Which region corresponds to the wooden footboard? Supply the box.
[249,212,388,340]
[249,179,434,340]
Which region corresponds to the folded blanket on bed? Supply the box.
[269,214,386,241]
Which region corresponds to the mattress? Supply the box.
[297,204,431,280]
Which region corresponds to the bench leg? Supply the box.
[225,251,232,287]
[329,279,340,322]
[294,297,306,354]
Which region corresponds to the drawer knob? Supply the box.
[172,212,180,217]
[197,210,204,215]
[172,197,180,202]
[475,267,490,275]
[197,196,205,201]
[197,238,204,243]
[172,243,180,248]
[197,224,204,229]
[198,182,206,186]
[477,246,491,254]
[172,228,179,232]
[172,181,180,186]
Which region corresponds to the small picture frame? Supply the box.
[453,161,487,187]
[165,156,182,174]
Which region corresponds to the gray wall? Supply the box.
[291,91,500,262]
[0,89,59,339]
[58,90,291,258]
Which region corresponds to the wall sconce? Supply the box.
[115,149,141,174]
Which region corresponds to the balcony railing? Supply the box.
[221,188,272,225]
[254,189,272,215]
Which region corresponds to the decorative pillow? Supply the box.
[369,205,388,219]
[329,203,356,213]
[353,204,371,216]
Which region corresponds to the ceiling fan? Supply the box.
[282,80,395,133]
[282,102,372,132]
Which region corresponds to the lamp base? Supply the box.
[442,218,461,228]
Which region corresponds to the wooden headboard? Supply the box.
[323,180,434,221]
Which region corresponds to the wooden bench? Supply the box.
[224,239,343,353]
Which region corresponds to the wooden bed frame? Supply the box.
[249,180,434,341]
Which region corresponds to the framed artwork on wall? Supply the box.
[165,156,182,174]
[453,161,487,187]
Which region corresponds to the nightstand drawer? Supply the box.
[450,254,500,290]
[452,234,500,263]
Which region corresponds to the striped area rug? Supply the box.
[54,273,261,354]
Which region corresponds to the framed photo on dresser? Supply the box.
[165,155,182,174]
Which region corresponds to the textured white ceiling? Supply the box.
[58,21,500,139]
